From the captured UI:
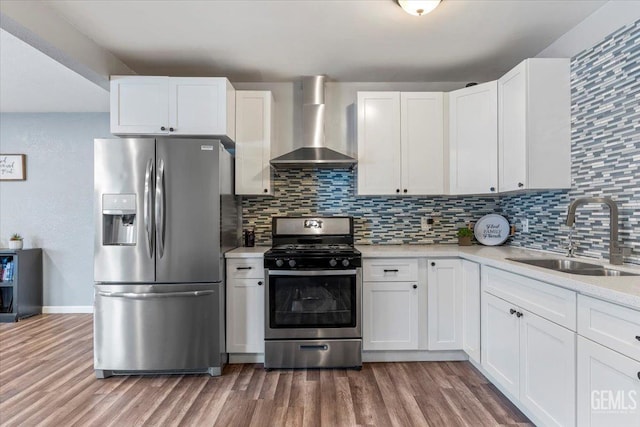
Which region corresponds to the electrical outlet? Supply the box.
[421,216,434,232]
[521,219,529,233]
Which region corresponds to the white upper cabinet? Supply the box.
[498,58,570,192]
[110,76,236,143]
[235,91,274,195]
[168,77,235,138]
[357,91,444,196]
[448,81,498,195]
[401,92,445,195]
[110,76,169,135]
[357,92,402,195]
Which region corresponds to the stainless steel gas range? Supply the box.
[263,217,362,370]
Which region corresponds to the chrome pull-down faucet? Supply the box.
[566,197,628,265]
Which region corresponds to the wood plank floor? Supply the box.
[0,315,532,426]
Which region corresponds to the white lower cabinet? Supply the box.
[363,281,419,350]
[427,259,463,350]
[482,284,576,426]
[363,258,421,350]
[461,260,481,363]
[483,292,520,396]
[577,336,640,427]
[576,295,640,427]
[519,306,576,427]
[226,258,265,353]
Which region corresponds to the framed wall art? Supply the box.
[0,154,26,181]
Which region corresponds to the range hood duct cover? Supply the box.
[270,75,356,169]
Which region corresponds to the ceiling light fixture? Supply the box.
[397,0,441,16]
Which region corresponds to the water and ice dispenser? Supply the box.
[102,194,137,246]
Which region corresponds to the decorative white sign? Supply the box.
[0,155,26,181]
[474,214,510,246]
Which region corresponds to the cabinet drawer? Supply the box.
[227,258,264,279]
[482,266,576,330]
[578,295,640,361]
[363,258,418,281]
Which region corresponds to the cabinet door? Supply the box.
[427,259,463,350]
[235,91,273,195]
[226,277,265,353]
[363,281,419,350]
[169,77,232,136]
[498,61,527,192]
[577,336,640,427]
[448,81,498,195]
[400,92,444,195]
[519,310,576,427]
[462,260,481,363]
[482,292,520,397]
[357,92,401,195]
[110,76,169,134]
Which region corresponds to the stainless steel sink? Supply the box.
[506,258,639,277]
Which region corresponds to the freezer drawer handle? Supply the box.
[97,290,214,299]
[383,269,399,273]
[236,267,253,270]
[144,158,154,258]
[299,344,328,351]
[155,158,166,258]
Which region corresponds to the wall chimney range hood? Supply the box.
[270,75,357,169]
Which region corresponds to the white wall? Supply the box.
[0,113,110,308]
[537,0,640,58]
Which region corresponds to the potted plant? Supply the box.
[456,227,473,246]
[9,233,23,250]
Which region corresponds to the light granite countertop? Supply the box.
[225,246,270,258]
[224,244,640,310]
[357,244,640,310]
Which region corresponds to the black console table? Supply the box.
[0,249,43,322]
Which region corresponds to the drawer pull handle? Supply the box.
[300,345,328,351]
[236,266,253,270]
[516,312,523,318]
[383,269,399,273]
[510,309,516,315]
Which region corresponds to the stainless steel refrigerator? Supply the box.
[93,137,238,378]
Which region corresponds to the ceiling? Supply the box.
[0,0,612,112]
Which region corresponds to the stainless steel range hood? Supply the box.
[270,75,357,169]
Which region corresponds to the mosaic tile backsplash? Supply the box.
[243,19,639,265]
[242,169,499,246]
[501,19,640,265]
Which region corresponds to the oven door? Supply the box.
[265,269,362,340]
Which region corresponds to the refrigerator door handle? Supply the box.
[155,158,166,258]
[144,159,154,258]
[97,290,214,299]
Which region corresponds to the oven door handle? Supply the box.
[267,270,357,277]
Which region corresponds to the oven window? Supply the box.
[269,275,356,328]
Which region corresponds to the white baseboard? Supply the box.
[43,306,93,314]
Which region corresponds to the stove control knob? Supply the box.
[275,259,284,267]
[342,259,350,267]
[329,259,338,267]
[288,259,297,268]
